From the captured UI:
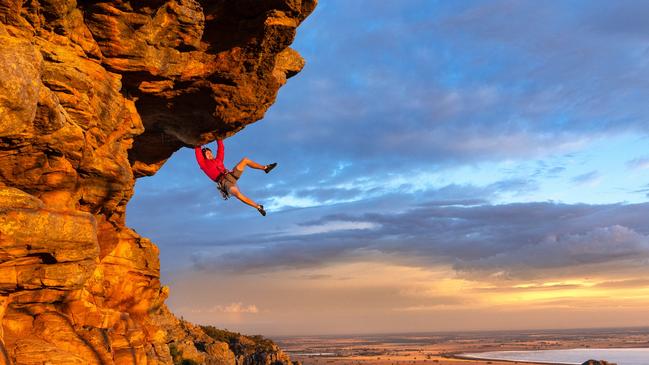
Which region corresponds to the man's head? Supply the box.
[202,147,213,160]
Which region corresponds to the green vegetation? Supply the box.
[247,334,277,353]
[169,343,180,362]
[200,325,277,355]
[200,326,241,346]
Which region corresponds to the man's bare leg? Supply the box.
[228,186,260,209]
[234,157,266,173]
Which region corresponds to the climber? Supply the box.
[194,140,276,216]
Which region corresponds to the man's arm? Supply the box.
[194,146,206,168]
[215,139,224,163]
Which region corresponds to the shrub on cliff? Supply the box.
[200,326,278,355]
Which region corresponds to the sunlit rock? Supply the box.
[0,0,316,363]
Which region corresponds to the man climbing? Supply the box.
[194,139,276,216]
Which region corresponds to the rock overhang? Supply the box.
[0,0,316,363]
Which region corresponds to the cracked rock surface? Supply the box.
[0,1,315,363]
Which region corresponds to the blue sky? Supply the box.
[127,1,649,335]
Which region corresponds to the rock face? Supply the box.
[581,361,617,365]
[199,325,295,365]
[0,1,315,364]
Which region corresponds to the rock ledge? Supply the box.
[0,1,315,363]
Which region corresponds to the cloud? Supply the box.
[392,296,468,311]
[123,2,649,335]
[219,303,259,314]
[194,303,260,314]
[186,0,649,222]
[297,274,333,280]
[162,0,633,215]
[461,225,649,274]
[474,282,586,293]
[633,184,649,199]
[190,200,649,282]
[571,170,601,186]
[126,1,649,295]
[594,278,649,289]
[627,157,649,171]
[127,0,649,227]
[288,220,379,236]
[583,0,649,38]
[280,1,648,159]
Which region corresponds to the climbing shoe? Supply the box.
[257,205,266,216]
[264,162,277,174]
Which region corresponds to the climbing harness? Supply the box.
[215,170,233,200]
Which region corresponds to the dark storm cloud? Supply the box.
[191,201,649,281]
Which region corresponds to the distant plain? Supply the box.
[275,327,649,365]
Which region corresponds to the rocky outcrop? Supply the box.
[0,0,315,364]
[199,325,295,365]
[581,361,617,365]
[153,306,236,365]
[150,310,296,365]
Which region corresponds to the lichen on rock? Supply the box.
[0,0,316,364]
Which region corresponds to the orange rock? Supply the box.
[0,0,316,364]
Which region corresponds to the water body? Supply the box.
[462,348,649,365]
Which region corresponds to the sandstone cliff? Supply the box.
[0,1,315,364]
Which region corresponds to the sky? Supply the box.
[127,0,649,336]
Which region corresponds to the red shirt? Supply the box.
[195,140,225,181]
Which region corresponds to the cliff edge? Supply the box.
[0,0,315,364]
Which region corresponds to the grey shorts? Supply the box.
[219,168,242,193]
